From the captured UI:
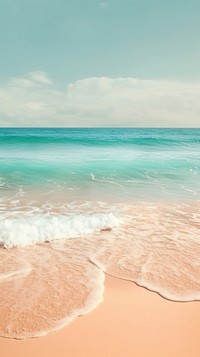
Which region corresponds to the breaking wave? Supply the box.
[0,213,119,248]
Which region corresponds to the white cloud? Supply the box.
[0,73,200,127]
[8,78,39,88]
[28,71,52,85]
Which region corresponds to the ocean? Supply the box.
[0,128,200,338]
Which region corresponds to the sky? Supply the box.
[0,0,200,127]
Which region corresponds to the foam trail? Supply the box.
[0,243,105,339]
[0,201,200,339]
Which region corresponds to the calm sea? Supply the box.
[0,128,200,201]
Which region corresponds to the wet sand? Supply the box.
[1,275,200,357]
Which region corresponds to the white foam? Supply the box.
[0,213,119,248]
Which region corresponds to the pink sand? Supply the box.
[1,275,200,357]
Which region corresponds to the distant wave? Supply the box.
[0,128,200,147]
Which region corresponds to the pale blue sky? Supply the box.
[0,0,200,126]
[1,0,200,85]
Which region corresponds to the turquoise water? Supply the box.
[0,128,200,201]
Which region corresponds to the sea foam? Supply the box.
[0,213,119,248]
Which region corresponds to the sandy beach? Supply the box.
[1,275,200,357]
[1,0,200,351]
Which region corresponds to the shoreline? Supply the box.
[1,275,200,357]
